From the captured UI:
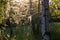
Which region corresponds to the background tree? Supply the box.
[29,0,37,34]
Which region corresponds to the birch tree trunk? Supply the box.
[29,0,36,34]
[41,0,50,40]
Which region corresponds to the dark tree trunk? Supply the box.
[41,0,50,40]
[8,0,14,39]
[36,0,40,34]
[29,0,32,15]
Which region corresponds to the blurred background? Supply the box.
[0,0,60,40]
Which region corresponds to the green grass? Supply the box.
[0,22,60,40]
[0,25,41,40]
[49,22,60,40]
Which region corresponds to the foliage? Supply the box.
[49,0,60,18]
[49,0,60,22]
[0,0,4,24]
[0,0,8,23]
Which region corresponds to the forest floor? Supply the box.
[0,22,60,40]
